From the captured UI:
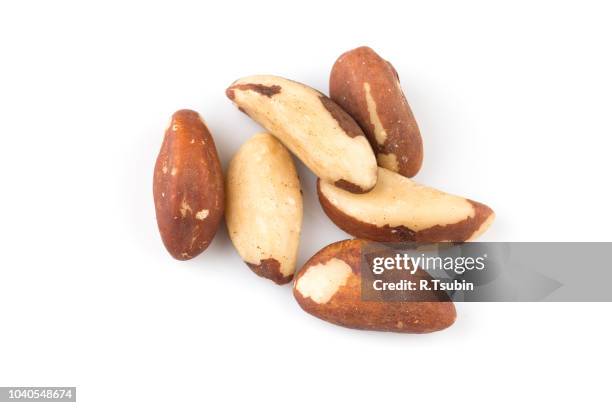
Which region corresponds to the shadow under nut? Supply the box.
[153,109,225,260]
[330,46,423,178]
[293,239,456,333]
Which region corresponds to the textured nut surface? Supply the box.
[226,133,303,284]
[153,110,224,260]
[293,239,456,333]
[330,46,423,177]
[318,167,495,242]
[226,75,378,193]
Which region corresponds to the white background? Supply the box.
[1,1,611,407]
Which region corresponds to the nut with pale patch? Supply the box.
[226,75,378,193]
[226,133,303,284]
[330,46,423,177]
[318,167,495,242]
[153,109,224,260]
[293,239,456,333]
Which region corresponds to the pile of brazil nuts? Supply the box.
[153,46,495,334]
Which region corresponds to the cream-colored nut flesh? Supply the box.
[319,167,495,242]
[226,75,377,193]
[294,258,352,304]
[364,82,388,145]
[377,152,399,172]
[226,133,303,284]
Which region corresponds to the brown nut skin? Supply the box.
[293,239,456,333]
[153,109,224,260]
[318,167,495,243]
[330,46,423,177]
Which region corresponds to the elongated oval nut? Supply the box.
[226,133,303,284]
[226,75,378,193]
[318,167,495,242]
[293,239,456,333]
[330,46,423,177]
[153,109,224,260]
